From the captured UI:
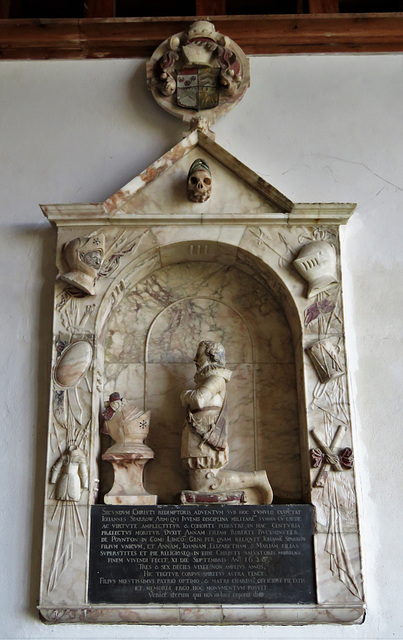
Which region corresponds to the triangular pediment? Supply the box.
[41,131,355,227]
[103,130,294,216]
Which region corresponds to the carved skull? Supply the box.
[187,158,212,203]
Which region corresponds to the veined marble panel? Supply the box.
[226,364,255,472]
[40,504,88,608]
[143,363,193,503]
[315,532,363,605]
[255,364,302,502]
[104,261,294,366]
[104,284,164,363]
[147,298,252,364]
[313,473,358,534]
[103,363,145,409]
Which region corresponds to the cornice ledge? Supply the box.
[41,204,355,227]
[289,203,356,225]
[41,203,106,226]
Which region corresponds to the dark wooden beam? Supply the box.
[0,0,11,19]
[0,14,403,59]
[0,19,80,58]
[84,0,115,18]
[309,0,339,12]
[196,0,226,15]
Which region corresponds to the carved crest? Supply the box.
[147,20,249,124]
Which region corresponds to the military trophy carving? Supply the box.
[50,444,88,501]
[60,233,105,296]
[180,341,273,505]
[293,240,338,299]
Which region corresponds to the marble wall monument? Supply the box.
[38,20,365,626]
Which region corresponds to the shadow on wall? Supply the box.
[101,61,184,200]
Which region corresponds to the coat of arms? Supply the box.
[147,20,249,122]
[177,67,220,111]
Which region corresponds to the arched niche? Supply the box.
[99,242,306,505]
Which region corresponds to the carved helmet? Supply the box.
[293,240,338,298]
[61,234,105,296]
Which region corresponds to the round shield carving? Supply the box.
[54,340,93,388]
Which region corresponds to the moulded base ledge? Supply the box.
[39,603,366,625]
[103,494,158,505]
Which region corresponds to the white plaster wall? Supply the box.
[0,55,402,639]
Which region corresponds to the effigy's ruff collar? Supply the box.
[194,364,232,384]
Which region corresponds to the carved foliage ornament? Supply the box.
[147,20,250,122]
